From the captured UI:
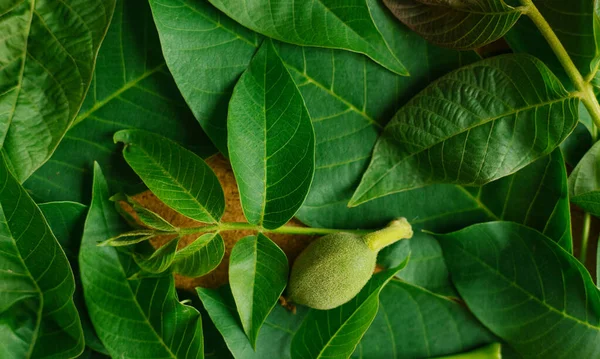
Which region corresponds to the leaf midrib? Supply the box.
[454,237,600,332]
[284,62,382,129]
[316,0,405,75]
[1,196,44,359]
[179,0,259,48]
[90,188,178,359]
[73,64,166,126]
[3,0,34,147]
[315,276,392,358]
[354,94,576,203]
[126,143,217,223]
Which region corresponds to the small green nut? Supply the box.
[288,218,413,310]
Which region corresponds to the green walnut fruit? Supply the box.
[288,218,413,310]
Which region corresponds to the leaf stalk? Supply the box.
[520,0,600,128]
[176,222,373,236]
[521,0,600,264]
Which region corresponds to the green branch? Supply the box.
[520,0,600,264]
[520,0,600,128]
[177,222,373,236]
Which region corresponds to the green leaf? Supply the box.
[128,205,176,232]
[292,45,567,251]
[0,155,84,358]
[290,260,408,359]
[0,0,115,181]
[350,54,579,206]
[115,129,225,224]
[134,233,225,277]
[172,233,225,277]
[569,141,600,217]
[134,237,180,274]
[24,0,216,203]
[305,146,571,244]
[207,0,409,76]
[383,0,522,50]
[39,202,108,355]
[111,193,176,232]
[379,149,571,294]
[197,286,308,359]
[276,29,478,230]
[352,281,497,358]
[506,1,600,81]
[436,222,600,358]
[80,163,204,358]
[378,232,457,296]
[99,229,155,247]
[228,39,315,229]
[39,202,88,260]
[504,15,569,88]
[148,0,262,154]
[229,233,289,348]
[561,121,593,167]
[474,149,572,252]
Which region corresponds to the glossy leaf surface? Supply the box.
[569,141,600,217]
[384,0,521,50]
[228,40,314,229]
[208,0,409,75]
[352,281,496,358]
[115,129,225,223]
[80,163,204,358]
[149,0,262,154]
[290,261,407,359]
[437,222,600,358]
[0,156,84,359]
[351,55,578,206]
[172,233,225,277]
[24,0,215,203]
[198,286,308,359]
[1,0,115,181]
[229,234,289,347]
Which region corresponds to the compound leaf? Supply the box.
[80,163,204,358]
[228,39,314,229]
[115,129,225,224]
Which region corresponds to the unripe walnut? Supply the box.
[288,218,413,310]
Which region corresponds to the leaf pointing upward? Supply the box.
[228,39,315,229]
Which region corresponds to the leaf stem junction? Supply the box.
[520,0,600,264]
